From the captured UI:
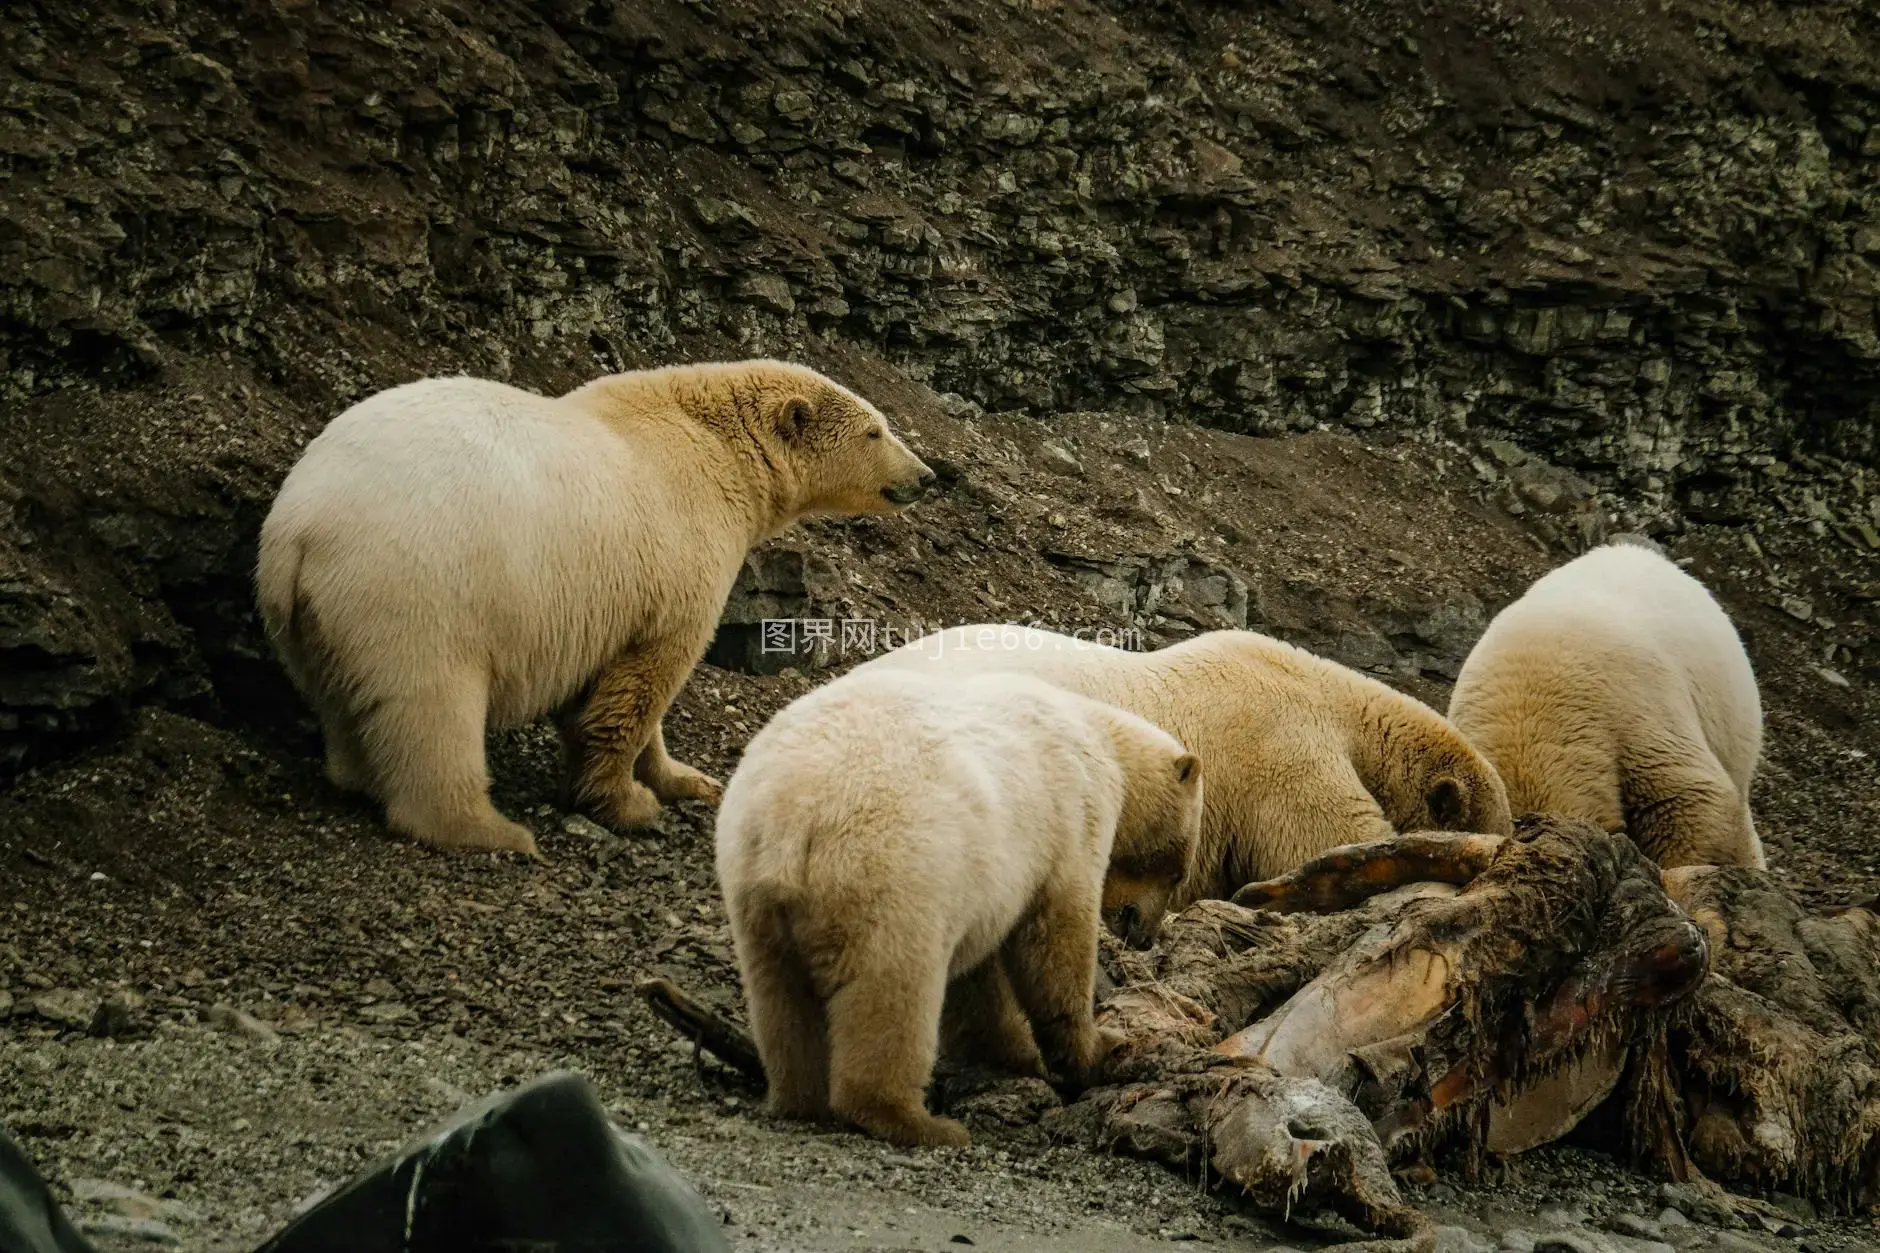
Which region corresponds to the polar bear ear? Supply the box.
[774,396,814,443]
[1174,753,1201,786]
[1427,776,1465,827]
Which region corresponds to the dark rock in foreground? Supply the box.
[258,1070,730,1253]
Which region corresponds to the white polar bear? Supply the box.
[860,625,1513,903]
[257,360,933,856]
[1448,537,1765,869]
[715,668,1203,1148]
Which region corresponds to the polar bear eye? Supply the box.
[867,429,883,440]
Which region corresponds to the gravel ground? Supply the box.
[5,413,1879,1252]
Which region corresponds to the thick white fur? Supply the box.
[716,668,1203,1148]
[1448,538,1765,869]
[860,625,1512,902]
[257,360,931,855]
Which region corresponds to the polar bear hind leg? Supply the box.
[823,934,967,1148]
[358,666,538,856]
[1622,737,1761,870]
[731,893,831,1121]
[318,706,375,797]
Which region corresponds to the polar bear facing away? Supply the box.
[257,360,933,856]
[715,668,1204,1148]
[861,625,1512,903]
[1448,537,1765,869]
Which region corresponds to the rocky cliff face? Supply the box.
[4,0,1880,773]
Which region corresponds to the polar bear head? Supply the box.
[1105,738,1206,950]
[708,360,936,521]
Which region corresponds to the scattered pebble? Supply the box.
[31,988,97,1029]
[1531,1232,1611,1253]
[70,1178,198,1223]
[77,1215,181,1247]
[1605,1213,1665,1242]
[1435,1224,1497,1253]
[89,992,145,1039]
[561,814,612,841]
[1037,441,1084,477]
[207,1003,280,1043]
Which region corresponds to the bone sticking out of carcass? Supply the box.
[1212,945,1459,1077]
[1230,833,1508,914]
[1485,1041,1630,1154]
[638,977,766,1081]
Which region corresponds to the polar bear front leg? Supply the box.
[1002,875,1125,1090]
[940,957,1047,1077]
[569,635,708,830]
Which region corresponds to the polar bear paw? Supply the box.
[587,778,667,832]
[652,761,725,806]
[407,811,541,861]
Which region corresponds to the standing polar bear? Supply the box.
[1448,537,1765,869]
[257,360,933,856]
[716,668,1204,1148]
[861,625,1512,902]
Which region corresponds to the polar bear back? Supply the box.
[1457,542,1761,796]
[714,669,1140,979]
[868,624,1397,729]
[862,624,1511,896]
[873,625,1148,702]
[262,375,743,725]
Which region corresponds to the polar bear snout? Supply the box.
[804,406,935,516]
[1102,873,1181,950]
[882,464,937,506]
[861,413,932,504]
[871,423,937,507]
[1105,902,1158,950]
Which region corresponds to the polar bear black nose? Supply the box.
[1117,902,1155,948]
[917,469,937,491]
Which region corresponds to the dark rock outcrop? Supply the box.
[5,0,1879,771]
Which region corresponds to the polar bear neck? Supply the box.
[567,371,798,545]
[1346,689,1462,826]
[659,381,813,540]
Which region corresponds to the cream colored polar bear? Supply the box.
[862,625,1512,902]
[716,668,1204,1149]
[257,360,933,856]
[1448,537,1765,869]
